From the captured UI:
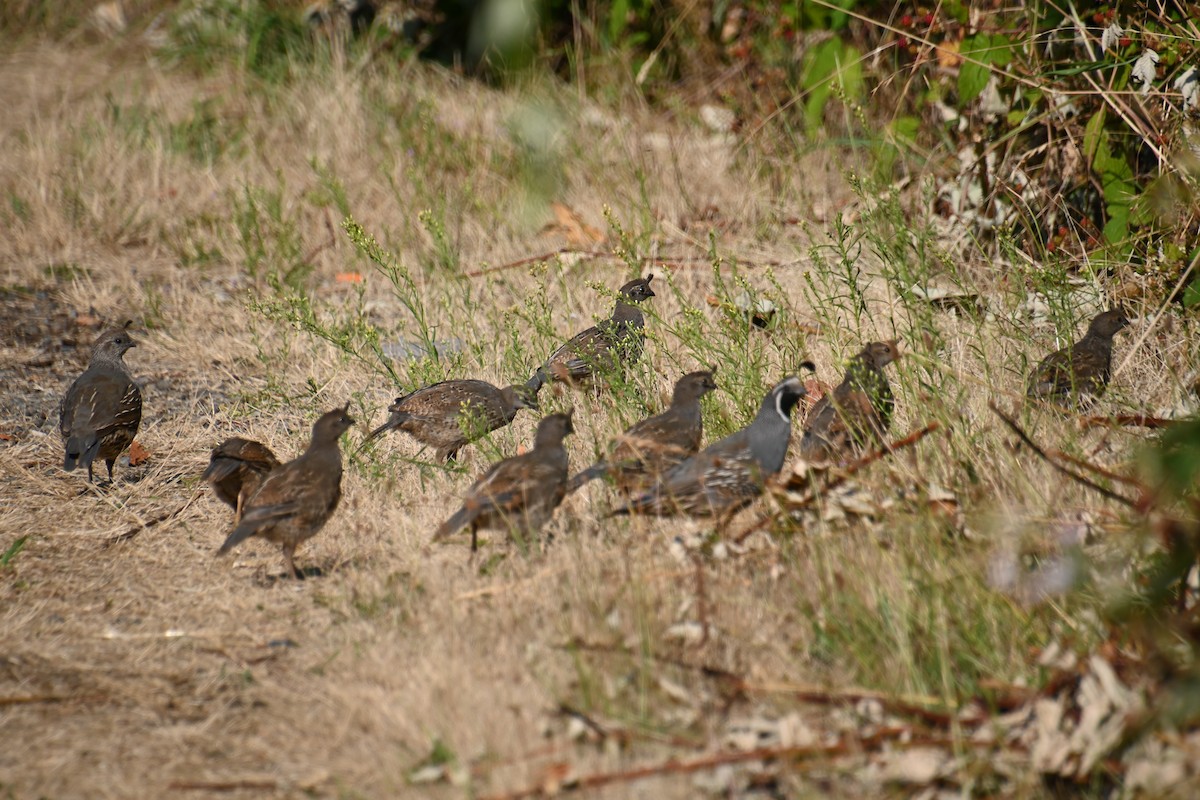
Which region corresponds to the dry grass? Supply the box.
[1,34,1197,800]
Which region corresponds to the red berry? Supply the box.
[900,14,913,26]
[922,13,935,25]
[1119,37,1131,48]
[1058,226,1069,237]
[898,35,909,48]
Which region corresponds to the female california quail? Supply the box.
[217,404,355,579]
[59,322,143,484]
[569,369,717,494]
[529,276,655,391]
[800,340,900,463]
[366,379,539,461]
[1027,308,1130,406]
[612,375,808,519]
[433,411,574,551]
[202,438,281,521]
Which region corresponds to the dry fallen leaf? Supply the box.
[543,202,604,246]
[128,441,150,466]
[334,272,364,284]
[936,39,962,68]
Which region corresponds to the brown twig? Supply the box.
[988,402,1137,508]
[733,422,942,544]
[476,728,981,800]
[167,780,277,792]
[1078,414,1178,430]
[0,694,104,707]
[463,248,606,277]
[1047,449,1147,489]
[692,552,710,647]
[104,487,204,547]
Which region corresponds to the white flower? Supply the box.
[1100,22,1123,53]
[1176,67,1199,112]
[1133,49,1160,93]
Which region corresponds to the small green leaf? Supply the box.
[2,536,29,568]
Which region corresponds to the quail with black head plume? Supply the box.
[217,404,355,579]
[612,375,808,520]
[528,276,655,392]
[60,321,142,484]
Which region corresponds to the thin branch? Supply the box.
[733,422,941,544]
[167,780,277,792]
[477,728,988,800]
[988,402,1137,508]
[1078,414,1179,431]
[104,487,204,547]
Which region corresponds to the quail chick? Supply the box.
[800,340,900,463]
[202,438,281,522]
[529,276,655,391]
[569,369,717,494]
[59,322,143,484]
[366,379,539,461]
[217,404,355,579]
[1027,308,1130,407]
[612,376,808,520]
[433,411,574,551]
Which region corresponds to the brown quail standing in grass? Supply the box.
[569,369,717,494]
[217,404,355,579]
[528,276,655,391]
[611,375,808,521]
[59,322,143,484]
[202,438,281,522]
[433,411,574,551]
[800,341,901,463]
[365,379,539,462]
[1027,308,1130,407]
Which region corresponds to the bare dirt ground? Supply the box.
[2,36,1198,800]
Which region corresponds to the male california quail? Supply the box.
[569,369,717,494]
[528,276,655,391]
[202,438,282,521]
[1027,308,1130,406]
[612,375,808,519]
[365,379,538,461]
[433,411,574,551]
[59,322,143,484]
[800,340,900,463]
[217,404,355,579]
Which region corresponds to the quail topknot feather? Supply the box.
[569,369,717,494]
[216,404,355,579]
[800,340,900,463]
[59,322,143,484]
[611,375,807,520]
[366,379,539,462]
[1027,308,1130,407]
[528,276,655,392]
[202,438,281,522]
[433,411,574,551]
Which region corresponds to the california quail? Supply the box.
[612,376,808,519]
[433,411,574,551]
[217,404,355,579]
[528,276,655,391]
[366,379,539,462]
[59,322,143,484]
[202,438,281,521]
[800,340,900,463]
[569,369,717,494]
[1027,308,1130,406]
